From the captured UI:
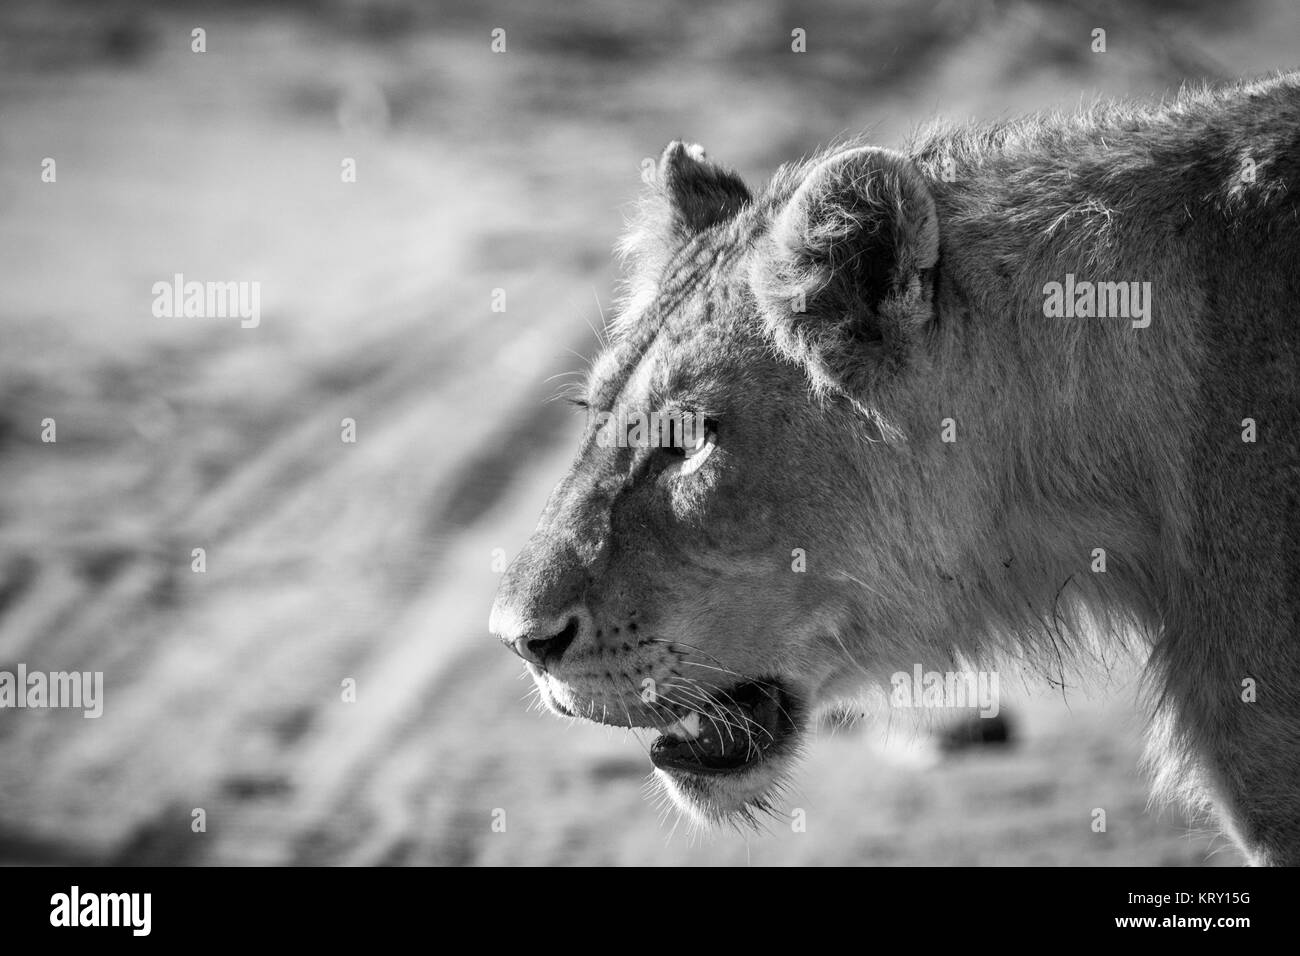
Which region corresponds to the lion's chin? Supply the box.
[653,746,799,826]
[537,670,803,825]
[648,678,803,827]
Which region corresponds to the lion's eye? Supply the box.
[675,417,718,476]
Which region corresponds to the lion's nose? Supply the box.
[509,616,579,670]
[491,603,585,671]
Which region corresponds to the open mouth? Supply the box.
[649,679,796,776]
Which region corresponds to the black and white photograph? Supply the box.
[0,0,1297,914]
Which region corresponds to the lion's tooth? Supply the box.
[680,712,701,738]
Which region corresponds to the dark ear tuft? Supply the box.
[751,146,939,399]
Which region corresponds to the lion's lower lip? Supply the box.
[649,679,795,776]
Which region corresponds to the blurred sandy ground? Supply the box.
[0,0,1293,865]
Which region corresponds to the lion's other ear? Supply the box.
[621,142,751,264]
[616,143,751,322]
[655,140,751,237]
[752,146,939,398]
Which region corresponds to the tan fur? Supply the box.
[491,73,1300,863]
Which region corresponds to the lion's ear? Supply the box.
[620,142,750,267]
[752,146,939,398]
[655,141,751,237]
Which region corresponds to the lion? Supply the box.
[489,72,1300,865]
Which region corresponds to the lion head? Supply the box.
[489,139,981,824]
